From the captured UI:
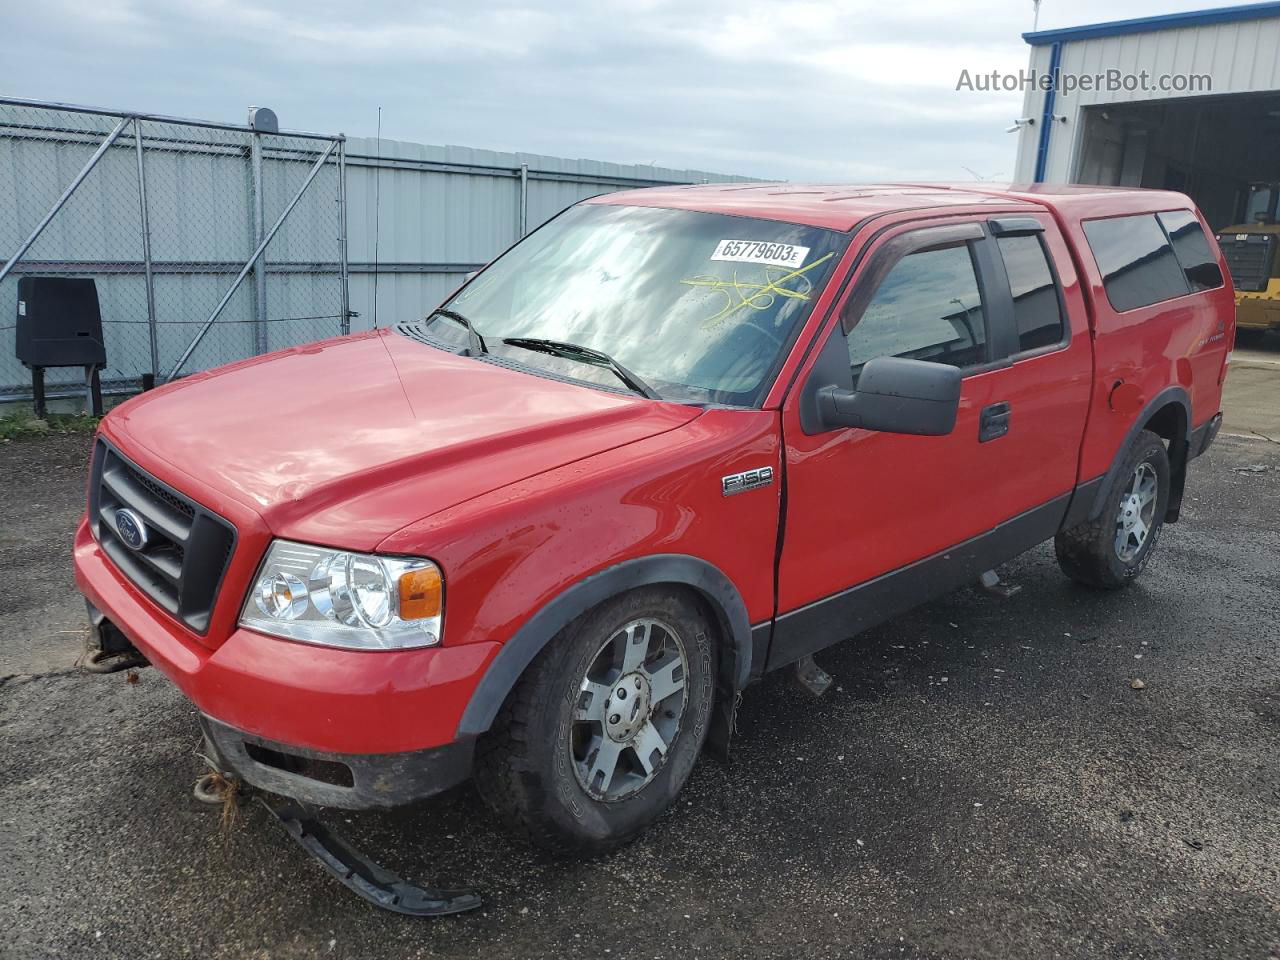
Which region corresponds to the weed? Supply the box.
[195,754,243,835]
[0,409,100,441]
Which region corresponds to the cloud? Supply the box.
[0,0,1227,182]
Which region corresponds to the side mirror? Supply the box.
[817,356,961,436]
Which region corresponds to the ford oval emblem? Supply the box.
[114,508,149,551]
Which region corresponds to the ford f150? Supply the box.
[74,182,1233,863]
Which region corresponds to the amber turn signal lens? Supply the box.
[398,567,442,620]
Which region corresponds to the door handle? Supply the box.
[979,402,1011,442]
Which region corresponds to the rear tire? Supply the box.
[474,587,716,856]
[1055,429,1170,589]
[1235,328,1266,347]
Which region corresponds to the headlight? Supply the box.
[239,540,443,650]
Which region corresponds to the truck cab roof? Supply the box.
[589,181,1197,233]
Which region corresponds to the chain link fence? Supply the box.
[0,96,742,408]
[0,98,345,403]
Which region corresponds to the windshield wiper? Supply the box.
[501,337,661,400]
[423,308,488,356]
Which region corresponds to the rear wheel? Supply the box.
[1055,429,1170,589]
[475,588,716,856]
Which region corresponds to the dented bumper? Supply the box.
[199,714,474,810]
[74,517,498,808]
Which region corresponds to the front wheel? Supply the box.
[475,588,717,856]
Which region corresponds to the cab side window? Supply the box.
[1157,210,1224,292]
[996,234,1064,352]
[846,243,987,382]
[1082,214,1190,312]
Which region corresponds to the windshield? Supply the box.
[430,203,847,405]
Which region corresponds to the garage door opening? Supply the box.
[1074,92,1280,230]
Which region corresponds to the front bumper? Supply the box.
[74,518,502,806]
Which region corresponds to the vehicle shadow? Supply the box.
[1236,326,1280,353]
[312,541,1151,918]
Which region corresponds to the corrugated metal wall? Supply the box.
[1013,15,1280,183]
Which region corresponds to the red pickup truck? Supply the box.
[75,183,1232,859]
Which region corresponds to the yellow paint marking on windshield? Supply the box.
[680,252,835,326]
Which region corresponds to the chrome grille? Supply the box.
[89,441,236,634]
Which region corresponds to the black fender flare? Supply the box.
[1086,385,1191,522]
[455,554,754,738]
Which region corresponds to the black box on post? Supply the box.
[14,276,107,417]
[16,277,106,367]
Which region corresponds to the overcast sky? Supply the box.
[0,0,1233,181]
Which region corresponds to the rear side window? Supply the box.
[996,234,1064,351]
[1083,214,1189,312]
[846,243,987,379]
[1157,210,1224,292]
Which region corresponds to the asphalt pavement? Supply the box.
[1,429,1278,960]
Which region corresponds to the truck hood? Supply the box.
[106,329,700,550]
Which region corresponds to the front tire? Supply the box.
[475,588,716,856]
[1055,429,1170,589]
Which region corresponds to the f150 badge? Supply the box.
[722,466,775,497]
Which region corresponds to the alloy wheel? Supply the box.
[569,617,688,802]
[1115,461,1158,562]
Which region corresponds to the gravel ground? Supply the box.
[1,432,1278,960]
[0,434,92,677]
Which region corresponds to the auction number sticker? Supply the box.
[710,239,809,269]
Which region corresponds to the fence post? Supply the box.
[519,163,529,237]
[337,136,350,335]
[168,138,338,380]
[133,118,159,381]
[0,114,132,288]
[249,128,269,355]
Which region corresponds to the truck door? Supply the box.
[768,212,1092,670]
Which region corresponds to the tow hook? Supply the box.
[81,605,149,674]
[82,646,149,674]
[193,768,240,807]
[258,794,483,917]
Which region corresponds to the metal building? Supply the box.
[1012,1,1280,229]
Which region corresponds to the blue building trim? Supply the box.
[1032,42,1063,183]
[1024,1,1280,46]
